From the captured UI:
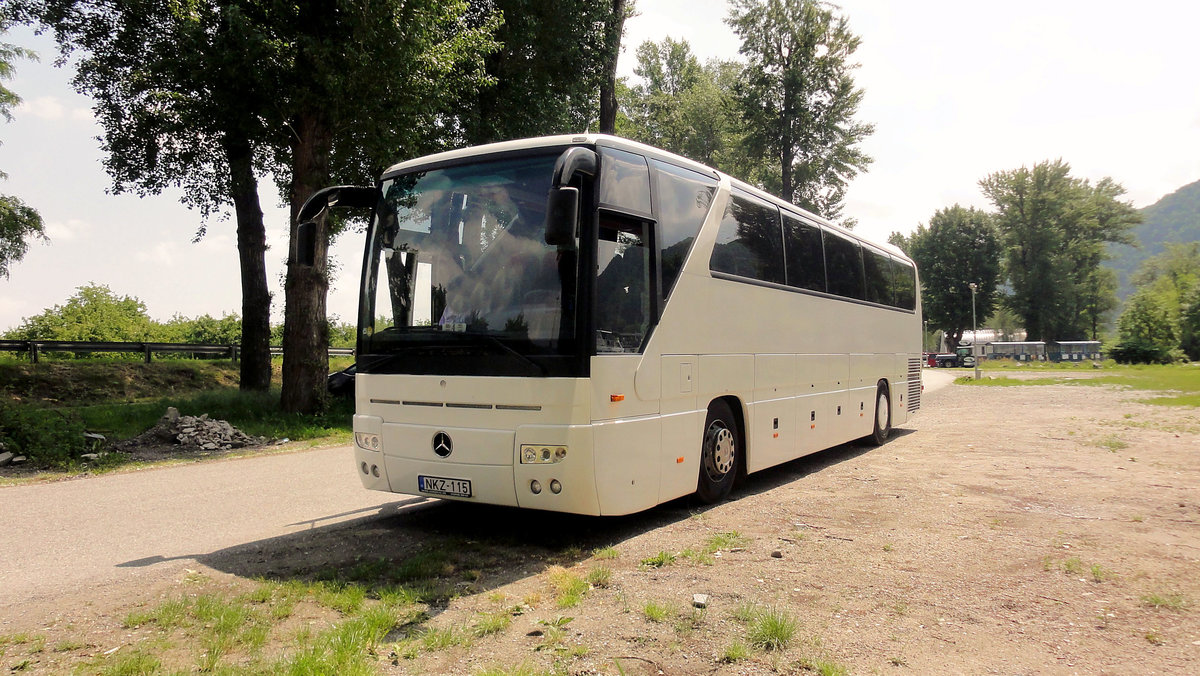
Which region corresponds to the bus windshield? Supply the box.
[358,153,580,377]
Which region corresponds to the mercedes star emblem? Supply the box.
[432,431,453,458]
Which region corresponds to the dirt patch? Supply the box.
[4,381,1199,674]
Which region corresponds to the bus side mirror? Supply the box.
[296,221,317,267]
[545,186,580,247]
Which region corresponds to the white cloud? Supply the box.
[15,96,93,123]
[43,218,92,241]
[134,242,178,266]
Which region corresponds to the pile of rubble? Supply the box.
[116,407,266,453]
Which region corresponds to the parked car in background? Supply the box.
[327,363,356,397]
[956,346,976,368]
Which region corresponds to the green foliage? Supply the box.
[0,24,46,278]
[0,398,89,467]
[462,0,621,144]
[726,0,873,225]
[0,193,44,279]
[1121,242,1200,360]
[980,161,1139,342]
[1111,246,1199,362]
[908,205,1001,348]
[5,284,155,342]
[620,38,742,169]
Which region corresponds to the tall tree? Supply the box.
[907,205,1001,350]
[597,0,629,134]
[0,21,45,278]
[620,38,743,168]
[18,1,500,412]
[726,0,873,224]
[461,0,620,144]
[980,160,1139,342]
[1129,242,1200,358]
[275,1,499,414]
[15,1,282,390]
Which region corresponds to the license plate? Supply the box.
[418,475,472,498]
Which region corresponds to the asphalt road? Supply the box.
[0,444,405,615]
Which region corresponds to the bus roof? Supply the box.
[380,134,912,264]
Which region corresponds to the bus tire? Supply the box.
[869,382,891,446]
[696,399,739,503]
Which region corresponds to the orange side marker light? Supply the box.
[610,394,624,402]
[676,456,685,464]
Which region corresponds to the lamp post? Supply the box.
[968,282,979,380]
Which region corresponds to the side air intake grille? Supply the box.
[907,358,922,412]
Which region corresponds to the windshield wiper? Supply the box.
[472,333,549,376]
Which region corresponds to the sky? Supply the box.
[1,0,1198,332]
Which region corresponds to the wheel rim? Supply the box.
[876,390,890,432]
[703,421,736,482]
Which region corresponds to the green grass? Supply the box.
[585,566,612,589]
[1141,592,1188,611]
[547,567,589,608]
[640,551,676,568]
[705,531,750,552]
[473,611,512,637]
[642,600,672,622]
[591,546,620,560]
[798,656,849,676]
[0,358,356,471]
[721,640,750,662]
[747,606,797,651]
[960,363,1200,406]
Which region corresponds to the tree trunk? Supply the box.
[597,0,626,134]
[223,135,272,392]
[280,110,333,414]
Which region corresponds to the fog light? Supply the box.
[549,479,562,494]
[530,479,542,494]
[360,461,369,475]
[371,465,380,478]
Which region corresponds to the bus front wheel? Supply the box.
[696,400,738,503]
[869,382,892,446]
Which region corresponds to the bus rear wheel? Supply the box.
[869,382,891,446]
[696,400,738,503]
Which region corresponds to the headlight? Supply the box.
[355,432,381,451]
[520,444,567,464]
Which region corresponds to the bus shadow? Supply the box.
[181,491,696,612]
[730,428,917,502]
[149,429,911,611]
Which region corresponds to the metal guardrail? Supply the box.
[0,340,354,364]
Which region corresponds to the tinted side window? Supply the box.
[652,160,718,299]
[823,230,865,300]
[862,247,893,305]
[598,148,652,214]
[892,257,917,310]
[709,194,785,285]
[782,213,826,292]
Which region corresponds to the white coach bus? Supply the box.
[297,135,922,516]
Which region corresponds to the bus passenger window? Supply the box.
[892,258,917,310]
[709,194,785,285]
[783,213,826,292]
[823,230,865,300]
[596,216,650,353]
[652,160,717,300]
[862,247,893,306]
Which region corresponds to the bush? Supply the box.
[0,400,90,467]
[1108,338,1180,365]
